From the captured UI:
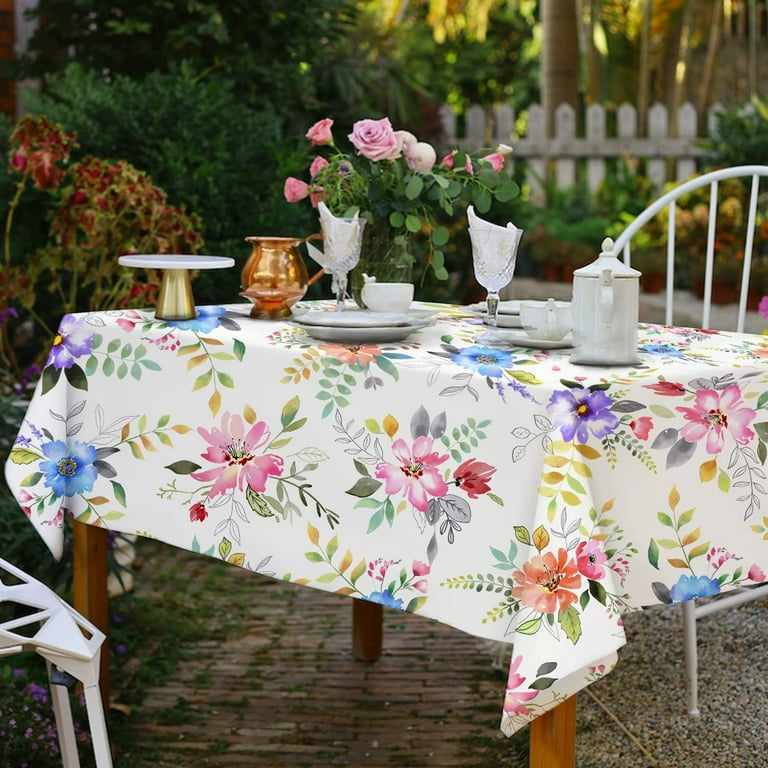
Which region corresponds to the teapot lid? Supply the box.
[573,237,641,279]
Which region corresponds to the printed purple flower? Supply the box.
[451,345,514,378]
[547,388,619,443]
[669,574,720,603]
[167,305,226,332]
[45,314,94,369]
[39,439,98,497]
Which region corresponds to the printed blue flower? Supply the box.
[669,574,721,603]
[451,345,514,378]
[40,440,98,497]
[45,314,94,370]
[167,305,227,332]
[548,387,619,443]
[638,343,686,358]
[367,589,404,610]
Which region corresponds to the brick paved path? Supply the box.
[112,541,527,767]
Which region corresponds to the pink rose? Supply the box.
[306,118,334,146]
[404,141,437,173]
[283,176,310,203]
[309,156,328,177]
[481,151,506,172]
[441,150,473,174]
[348,118,401,161]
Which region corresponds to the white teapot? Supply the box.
[570,237,641,366]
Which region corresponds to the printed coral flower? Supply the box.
[453,458,496,498]
[676,384,756,454]
[644,380,686,396]
[45,314,94,369]
[548,388,619,444]
[503,654,539,716]
[39,439,98,497]
[189,502,208,522]
[451,344,514,378]
[512,548,582,614]
[167,305,227,333]
[575,540,607,580]
[669,574,720,603]
[318,342,382,365]
[191,412,284,497]
[375,435,449,512]
[629,416,653,440]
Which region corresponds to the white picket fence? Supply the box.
[440,101,731,204]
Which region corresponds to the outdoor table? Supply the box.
[6,300,768,767]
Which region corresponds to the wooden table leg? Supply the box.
[352,599,383,660]
[72,520,110,702]
[529,696,577,768]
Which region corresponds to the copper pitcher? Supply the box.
[240,236,310,319]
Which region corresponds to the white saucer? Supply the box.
[473,328,573,349]
[467,300,523,328]
[118,254,235,270]
[289,314,435,343]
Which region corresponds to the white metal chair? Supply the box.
[0,557,113,767]
[610,164,768,716]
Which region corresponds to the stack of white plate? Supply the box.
[288,309,435,343]
[465,300,522,328]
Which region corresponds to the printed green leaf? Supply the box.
[346,477,382,497]
[648,538,660,569]
[558,605,582,644]
[515,617,541,635]
[165,460,202,475]
[304,551,324,563]
[406,596,428,613]
[528,676,558,690]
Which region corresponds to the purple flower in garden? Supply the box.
[45,314,94,369]
[167,305,226,332]
[451,344,514,378]
[39,439,98,497]
[367,590,404,610]
[548,388,619,443]
[0,306,18,328]
[669,574,721,603]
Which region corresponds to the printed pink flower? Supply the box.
[309,156,328,177]
[116,309,144,332]
[503,654,538,716]
[317,342,382,365]
[283,176,310,203]
[629,416,653,440]
[512,548,582,614]
[453,458,496,498]
[480,151,505,172]
[189,502,207,522]
[644,381,686,396]
[748,564,766,582]
[676,384,756,454]
[374,436,449,511]
[348,117,401,161]
[412,560,430,576]
[191,412,284,497]
[575,540,607,580]
[306,118,334,146]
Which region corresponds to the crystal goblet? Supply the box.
[317,202,367,310]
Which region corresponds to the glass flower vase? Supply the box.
[350,220,413,307]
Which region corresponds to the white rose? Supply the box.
[404,141,437,173]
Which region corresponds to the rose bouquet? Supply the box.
[284,116,520,282]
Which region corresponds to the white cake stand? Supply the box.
[118,254,235,320]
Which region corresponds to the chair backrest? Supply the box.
[612,164,768,332]
[0,557,103,661]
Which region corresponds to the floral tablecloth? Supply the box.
[6,301,768,736]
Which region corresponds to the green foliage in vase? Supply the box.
[284,116,520,282]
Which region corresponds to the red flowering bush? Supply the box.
[0,115,203,387]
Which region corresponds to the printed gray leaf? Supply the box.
[611,399,645,413]
[430,411,447,438]
[533,414,552,430]
[511,427,532,439]
[651,427,679,450]
[411,405,430,437]
[511,445,526,463]
[439,493,472,523]
[666,437,696,469]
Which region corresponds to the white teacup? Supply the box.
[519,298,572,341]
[360,280,414,313]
